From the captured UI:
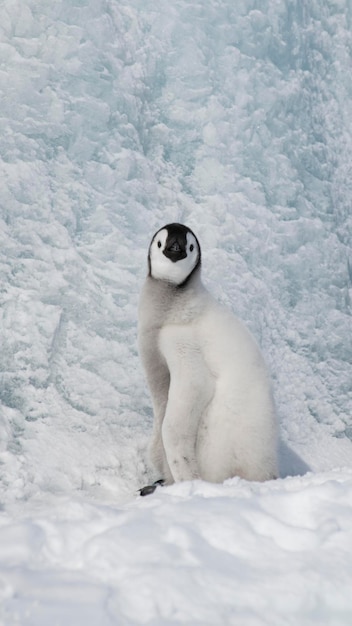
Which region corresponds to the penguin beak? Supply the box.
[163,238,187,262]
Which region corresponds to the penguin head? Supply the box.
[148,223,201,286]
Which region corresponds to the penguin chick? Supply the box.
[138,223,278,493]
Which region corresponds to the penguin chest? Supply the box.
[158,323,215,404]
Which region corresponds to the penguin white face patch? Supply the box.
[149,224,200,285]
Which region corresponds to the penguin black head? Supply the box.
[148,223,201,286]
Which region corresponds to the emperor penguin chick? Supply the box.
[138,223,278,493]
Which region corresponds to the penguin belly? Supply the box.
[195,304,278,482]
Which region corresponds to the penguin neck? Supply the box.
[144,267,205,326]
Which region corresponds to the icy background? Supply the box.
[0,1,352,624]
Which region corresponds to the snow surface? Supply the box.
[0,0,352,624]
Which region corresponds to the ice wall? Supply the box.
[0,0,351,501]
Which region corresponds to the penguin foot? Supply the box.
[139,479,165,497]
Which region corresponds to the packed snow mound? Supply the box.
[2,471,352,625]
[0,0,351,624]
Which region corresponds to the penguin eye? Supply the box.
[157,241,162,248]
[190,244,194,252]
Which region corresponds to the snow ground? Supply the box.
[1,471,352,626]
[0,1,352,624]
